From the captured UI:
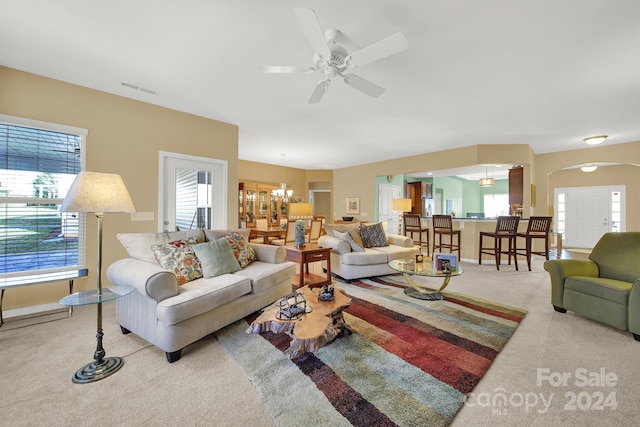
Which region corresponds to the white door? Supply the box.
[379,184,401,234]
[159,152,228,232]
[562,186,616,248]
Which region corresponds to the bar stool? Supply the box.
[478,216,520,270]
[432,215,460,257]
[516,216,552,271]
[403,213,429,254]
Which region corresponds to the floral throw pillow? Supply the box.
[223,231,256,268]
[152,238,203,285]
[359,222,389,248]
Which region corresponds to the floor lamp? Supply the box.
[60,171,136,383]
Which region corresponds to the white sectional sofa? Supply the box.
[106,228,295,362]
[318,222,419,282]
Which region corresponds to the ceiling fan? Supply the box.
[260,8,409,103]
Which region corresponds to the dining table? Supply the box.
[249,227,286,244]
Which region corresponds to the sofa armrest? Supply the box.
[107,258,178,303]
[249,242,287,264]
[387,233,413,247]
[543,259,599,308]
[318,235,352,255]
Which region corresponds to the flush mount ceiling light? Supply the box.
[583,135,608,145]
[581,163,598,173]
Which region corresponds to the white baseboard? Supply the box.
[4,303,68,322]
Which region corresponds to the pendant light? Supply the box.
[479,166,494,187]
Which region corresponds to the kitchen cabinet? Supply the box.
[405,181,432,215]
[509,167,523,215]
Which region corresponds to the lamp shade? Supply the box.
[288,202,313,219]
[391,198,412,212]
[60,171,136,213]
[479,177,494,187]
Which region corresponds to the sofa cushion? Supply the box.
[157,275,252,325]
[152,238,203,285]
[372,244,419,261]
[233,260,297,294]
[359,222,389,248]
[118,229,204,264]
[222,231,256,268]
[565,276,632,305]
[334,230,364,252]
[192,238,241,278]
[342,249,388,266]
[324,222,361,238]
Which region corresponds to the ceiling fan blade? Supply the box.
[308,79,330,104]
[343,74,385,98]
[347,32,408,67]
[259,66,314,74]
[294,8,331,59]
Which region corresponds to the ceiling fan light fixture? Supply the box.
[583,135,608,145]
[581,163,598,173]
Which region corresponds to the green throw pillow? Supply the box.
[192,238,241,278]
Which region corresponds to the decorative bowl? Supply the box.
[342,216,354,221]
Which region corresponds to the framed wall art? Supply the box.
[346,197,360,214]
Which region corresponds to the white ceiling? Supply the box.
[2,0,639,175]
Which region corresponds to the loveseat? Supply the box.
[106,228,296,362]
[544,232,640,341]
[317,222,420,282]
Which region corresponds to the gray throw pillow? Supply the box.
[334,230,365,252]
[359,222,389,248]
[192,238,241,278]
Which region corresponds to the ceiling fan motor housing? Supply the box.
[313,43,348,78]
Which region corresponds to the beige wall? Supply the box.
[1,66,239,309]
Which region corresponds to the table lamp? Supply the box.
[392,198,412,234]
[60,171,136,383]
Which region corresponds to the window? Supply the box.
[0,115,86,277]
[483,194,509,218]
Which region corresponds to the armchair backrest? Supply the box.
[589,232,640,283]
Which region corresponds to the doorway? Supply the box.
[159,151,228,232]
[555,185,625,248]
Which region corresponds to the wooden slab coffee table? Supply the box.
[246,286,352,358]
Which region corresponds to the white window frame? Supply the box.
[0,114,87,278]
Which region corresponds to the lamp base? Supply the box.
[72,356,124,384]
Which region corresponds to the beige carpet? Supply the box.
[1,256,637,426]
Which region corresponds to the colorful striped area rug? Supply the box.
[216,275,527,426]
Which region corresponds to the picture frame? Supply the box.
[433,252,458,272]
[346,197,360,214]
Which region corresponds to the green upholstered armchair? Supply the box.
[544,232,640,341]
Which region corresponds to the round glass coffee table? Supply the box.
[388,258,464,300]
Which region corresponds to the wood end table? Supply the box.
[284,243,332,289]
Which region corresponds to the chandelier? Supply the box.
[272,154,293,200]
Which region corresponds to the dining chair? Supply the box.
[403,213,429,254]
[272,220,297,246]
[516,216,552,271]
[478,216,520,270]
[432,215,460,257]
[255,218,269,230]
[307,219,323,243]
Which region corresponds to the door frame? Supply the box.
[158,151,228,232]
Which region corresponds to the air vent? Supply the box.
[121,82,158,95]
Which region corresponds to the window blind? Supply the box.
[0,120,85,277]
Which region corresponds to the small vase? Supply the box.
[295,220,306,247]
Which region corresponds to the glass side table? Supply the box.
[60,285,134,383]
[388,258,464,301]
